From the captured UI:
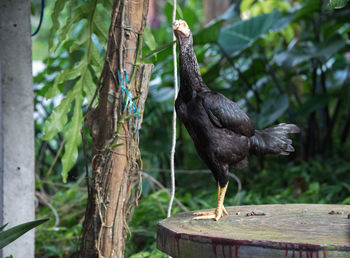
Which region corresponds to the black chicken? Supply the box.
[173,20,300,221]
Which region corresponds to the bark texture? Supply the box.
[80,0,152,257]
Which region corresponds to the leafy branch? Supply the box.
[42,0,110,182]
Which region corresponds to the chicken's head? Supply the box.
[173,20,192,45]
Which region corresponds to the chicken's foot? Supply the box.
[193,182,228,221]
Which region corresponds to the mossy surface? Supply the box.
[159,204,350,247]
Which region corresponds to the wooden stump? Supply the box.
[157,204,350,258]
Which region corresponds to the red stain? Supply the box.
[158,224,335,258]
[222,245,226,258]
[235,245,240,258]
[213,243,217,258]
[175,237,180,257]
[211,237,253,246]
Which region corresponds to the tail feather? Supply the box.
[250,123,300,155]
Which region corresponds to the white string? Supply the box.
[167,0,178,218]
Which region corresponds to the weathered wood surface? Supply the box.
[157,204,350,258]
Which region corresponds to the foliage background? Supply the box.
[31,0,350,256]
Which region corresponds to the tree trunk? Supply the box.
[79,0,152,257]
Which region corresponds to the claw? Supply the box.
[193,206,229,217]
[192,206,227,220]
[193,210,214,216]
[192,214,216,220]
[192,182,229,221]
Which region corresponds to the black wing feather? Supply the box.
[202,92,255,137]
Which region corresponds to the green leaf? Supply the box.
[90,42,104,73]
[55,61,86,85]
[83,68,95,104]
[46,60,87,99]
[270,13,294,32]
[202,61,222,84]
[167,0,183,18]
[293,94,331,119]
[0,219,48,249]
[31,4,35,15]
[61,83,83,183]
[143,41,174,59]
[218,10,285,57]
[292,0,321,21]
[326,0,349,10]
[257,94,289,129]
[45,84,61,100]
[274,35,346,68]
[49,0,68,51]
[274,48,310,68]
[130,251,151,258]
[101,0,113,10]
[55,5,89,52]
[0,224,8,232]
[43,92,74,140]
[93,12,109,45]
[313,35,346,61]
[143,25,156,51]
[69,30,90,53]
[194,20,224,45]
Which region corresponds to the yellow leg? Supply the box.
[193,183,228,216]
[215,182,228,221]
[193,182,229,221]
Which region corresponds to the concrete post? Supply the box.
[0,0,35,257]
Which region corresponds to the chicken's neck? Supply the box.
[179,42,207,95]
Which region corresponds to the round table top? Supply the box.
[157,204,350,258]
